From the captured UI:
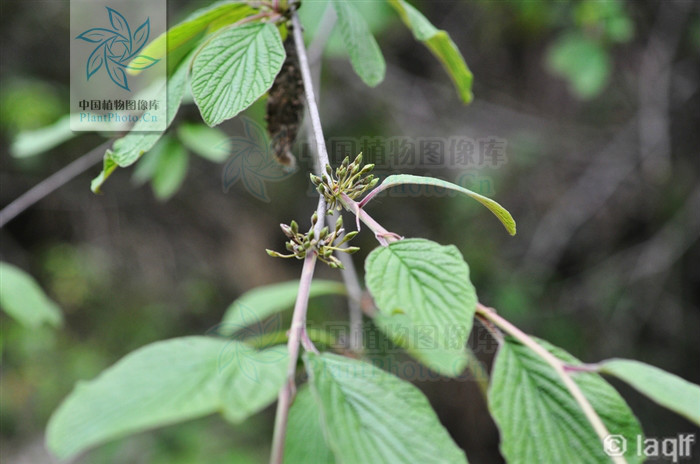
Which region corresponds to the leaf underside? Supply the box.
[47,337,287,460]
[305,352,469,463]
[488,337,643,464]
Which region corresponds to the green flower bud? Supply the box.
[280,224,293,237]
[341,231,359,243]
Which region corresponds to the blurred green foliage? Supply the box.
[0,79,64,135]
[546,0,634,99]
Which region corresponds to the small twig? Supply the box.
[357,183,382,209]
[293,9,330,173]
[475,302,627,464]
[563,363,600,373]
[0,140,112,228]
[475,314,503,343]
[340,193,400,246]
[301,7,363,353]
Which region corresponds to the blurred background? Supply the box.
[1,0,699,462]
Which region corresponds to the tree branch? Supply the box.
[0,140,112,228]
[294,14,330,173]
[269,9,332,464]
[269,252,318,464]
[301,6,363,354]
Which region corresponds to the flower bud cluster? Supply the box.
[310,153,379,212]
[266,213,359,268]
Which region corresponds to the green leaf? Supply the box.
[597,358,700,426]
[131,139,164,185]
[423,33,474,104]
[331,0,386,87]
[284,385,335,464]
[220,280,347,336]
[91,59,189,193]
[488,337,643,464]
[111,64,189,168]
[177,123,232,162]
[10,114,77,158]
[191,23,285,127]
[150,136,189,201]
[387,0,473,103]
[546,33,611,100]
[364,238,476,376]
[364,174,516,235]
[298,1,395,58]
[0,262,62,328]
[128,1,257,75]
[46,337,287,460]
[305,352,468,463]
